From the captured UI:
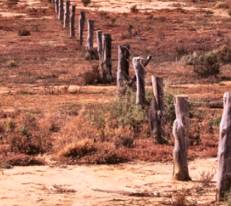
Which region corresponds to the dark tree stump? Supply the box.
[69,5,76,38]
[117,44,130,95]
[149,75,165,144]
[132,56,151,105]
[173,96,191,181]
[217,92,231,201]
[79,11,85,46]
[63,0,70,29]
[58,0,64,22]
[100,33,112,83]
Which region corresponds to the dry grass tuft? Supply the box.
[170,189,196,206]
[2,154,45,166]
[199,170,215,187]
[57,139,97,158]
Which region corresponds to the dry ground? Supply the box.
[1,0,231,205]
[0,158,219,206]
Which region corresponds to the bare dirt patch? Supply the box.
[0,158,218,206]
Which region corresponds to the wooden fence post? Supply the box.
[55,0,59,14]
[87,20,94,50]
[117,44,130,95]
[79,11,85,46]
[217,92,231,201]
[172,95,191,181]
[58,0,64,22]
[69,5,76,38]
[96,30,103,59]
[149,75,165,144]
[132,56,151,105]
[63,0,70,29]
[101,33,112,83]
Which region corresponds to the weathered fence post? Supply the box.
[87,20,94,51]
[217,92,231,201]
[172,95,191,181]
[69,5,76,38]
[79,11,85,46]
[58,0,64,22]
[96,30,103,59]
[55,0,59,14]
[101,33,112,83]
[149,75,165,144]
[132,56,152,105]
[63,0,70,29]
[117,44,130,95]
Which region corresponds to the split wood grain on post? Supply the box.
[79,11,86,46]
[58,0,64,22]
[217,92,231,201]
[55,0,59,14]
[117,44,130,95]
[149,75,165,144]
[69,5,76,38]
[172,95,191,181]
[101,33,112,83]
[87,20,94,50]
[132,56,152,105]
[96,30,103,59]
[63,0,70,29]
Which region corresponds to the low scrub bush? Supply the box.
[95,151,129,164]
[3,154,45,166]
[163,94,175,123]
[182,45,231,78]
[7,113,51,155]
[193,52,220,78]
[85,89,147,133]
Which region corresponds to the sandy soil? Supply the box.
[0,158,220,206]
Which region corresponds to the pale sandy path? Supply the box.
[0,158,221,206]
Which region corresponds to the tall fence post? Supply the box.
[86,20,94,50]
[172,95,191,181]
[58,0,64,22]
[149,75,165,144]
[217,92,231,201]
[79,11,85,46]
[101,33,112,83]
[132,56,151,105]
[117,44,130,95]
[69,5,76,38]
[96,30,103,59]
[63,0,70,29]
[55,0,59,14]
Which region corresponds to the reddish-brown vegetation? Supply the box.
[0,0,230,168]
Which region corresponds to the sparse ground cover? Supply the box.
[1,0,231,205]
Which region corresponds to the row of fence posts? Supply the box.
[50,0,113,83]
[47,0,231,201]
